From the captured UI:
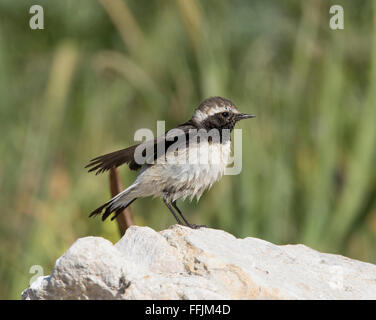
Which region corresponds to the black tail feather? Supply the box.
[110,198,137,221]
[88,200,112,218]
[89,198,137,221]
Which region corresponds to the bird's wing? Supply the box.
[85,122,197,175]
[85,143,143,174]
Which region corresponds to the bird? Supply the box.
[86,96,255,228]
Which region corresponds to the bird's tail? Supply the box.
[89,184,138,221]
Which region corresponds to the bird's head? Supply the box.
[191,96,255,131]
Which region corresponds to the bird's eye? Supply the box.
[222,112,229,118]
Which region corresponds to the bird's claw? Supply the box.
[188,223,206,229]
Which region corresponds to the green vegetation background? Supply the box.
[1,0,376,299]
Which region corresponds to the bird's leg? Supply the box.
[171,201,191,226]
[172,201,206,229]
[163,197,184,225]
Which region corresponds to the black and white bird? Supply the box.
[86,96,255,228]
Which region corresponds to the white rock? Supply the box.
[22,225,376,299]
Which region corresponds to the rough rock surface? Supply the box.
[22,225,376,299]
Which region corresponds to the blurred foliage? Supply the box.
[0,0,376,299]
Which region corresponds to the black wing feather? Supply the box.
[85,144,142,174]
[85,122,197,175]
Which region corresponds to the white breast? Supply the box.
[167,140,231,201]
[134,140,232,202]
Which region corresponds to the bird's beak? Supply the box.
[236,113,256,121]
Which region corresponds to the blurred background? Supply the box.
[1,0,376,299]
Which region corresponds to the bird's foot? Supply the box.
[187,223,206,229]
